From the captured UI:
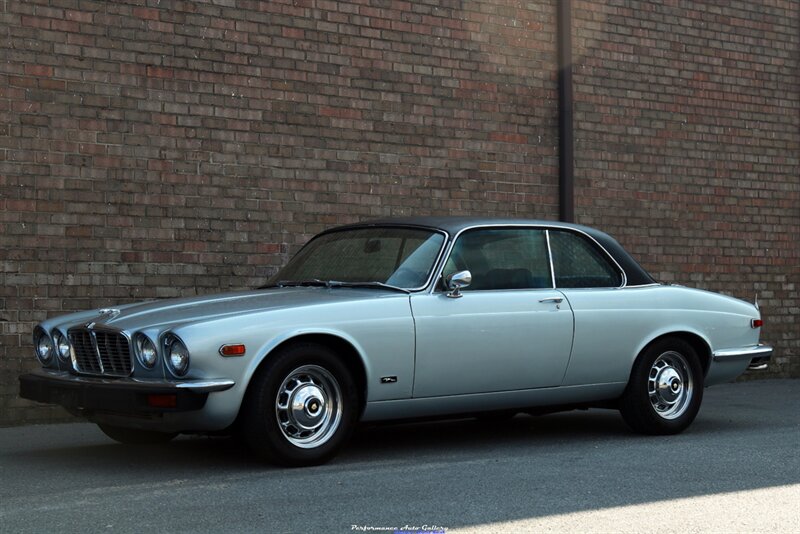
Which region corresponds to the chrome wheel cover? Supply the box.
[648,351,693,420]
[275,365,343,449]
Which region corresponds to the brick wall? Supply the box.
[0,0,797,426]
[572,0,799,379]
[0,0,560,425]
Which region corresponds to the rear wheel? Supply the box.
[619,338,704,435]
[98,424,177,445]
[240,343,359,466]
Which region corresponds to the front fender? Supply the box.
[171,294,415,428]
[242,327,374,397]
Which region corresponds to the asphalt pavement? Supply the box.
[0,379,798,533]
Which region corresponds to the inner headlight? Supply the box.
[164,334,190,377]
[134,334,158,369]
[33,328,53,365]
[53,331,71,362]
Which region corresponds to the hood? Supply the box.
[47,287,407,333]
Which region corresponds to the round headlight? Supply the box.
[53,331,71,362]
[165,335,190,377]
[135,334,158,369]
[34,329,54,365]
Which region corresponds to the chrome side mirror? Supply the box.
[445,270,472,298]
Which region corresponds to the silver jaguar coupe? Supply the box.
[20,217,772,466]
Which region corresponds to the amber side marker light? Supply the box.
[751,319,763,328]
[219,344,246,357]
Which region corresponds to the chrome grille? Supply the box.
[70,329,102,374]
[68,328,132,376]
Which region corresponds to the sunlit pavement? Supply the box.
[1,379,797,533]
[457,484,800,533]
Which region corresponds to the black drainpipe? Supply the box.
[557,0,575,223]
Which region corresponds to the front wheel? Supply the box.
[619,338,704,435]
[239,343,359,466]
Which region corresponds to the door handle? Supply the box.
[539,297,564,304]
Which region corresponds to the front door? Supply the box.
[410,227,575,398]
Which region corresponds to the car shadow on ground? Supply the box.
[346,410,626,457]
[6,406,768,473]
[3,410,629,472]
[3,381,797,532]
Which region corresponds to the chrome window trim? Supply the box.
[428,235,457,294]
[545,230,557,289]
[419,228,451,292]
[427,223,628,294]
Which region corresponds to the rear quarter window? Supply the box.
[550,230,622,288]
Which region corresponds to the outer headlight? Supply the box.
[33,328,54,365]
[52,331,71,362]
[164,334,190,377]
[134,333,158,369]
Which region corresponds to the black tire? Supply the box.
[239,343,359,467]
[619,337,704,435]
[98,424,177,445]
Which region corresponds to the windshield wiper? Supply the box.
[258,279,330,289]
[326,280,410,293]
[258,279,409,293]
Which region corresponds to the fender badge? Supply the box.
[380,376,398,384]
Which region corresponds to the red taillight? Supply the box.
[219,344,246,357]
[751,319,763,329]
[147,394,177,408]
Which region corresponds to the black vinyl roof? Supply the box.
[333,217,656,287]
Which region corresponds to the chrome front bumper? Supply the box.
[712,344,773,370]
[19,369,235,415]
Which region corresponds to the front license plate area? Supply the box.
[51,386,82,408]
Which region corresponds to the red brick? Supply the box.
[146,66,174,79]
[282,27,304,39]
[133,7,160,21]
[64,10,92,23]
[24,65,54,77]
[489,132,528,144]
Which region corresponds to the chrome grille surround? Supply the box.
[67,326,133,377]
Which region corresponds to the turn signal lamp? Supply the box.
[219,344,246,357]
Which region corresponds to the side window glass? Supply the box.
[550,231,622,288]
[442,229,552,290]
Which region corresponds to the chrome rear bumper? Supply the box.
[712,344,773,370]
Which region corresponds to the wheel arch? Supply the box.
[243,332,369,418]
[634,331,712,378]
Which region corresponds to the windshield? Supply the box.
[269,227,446,290]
